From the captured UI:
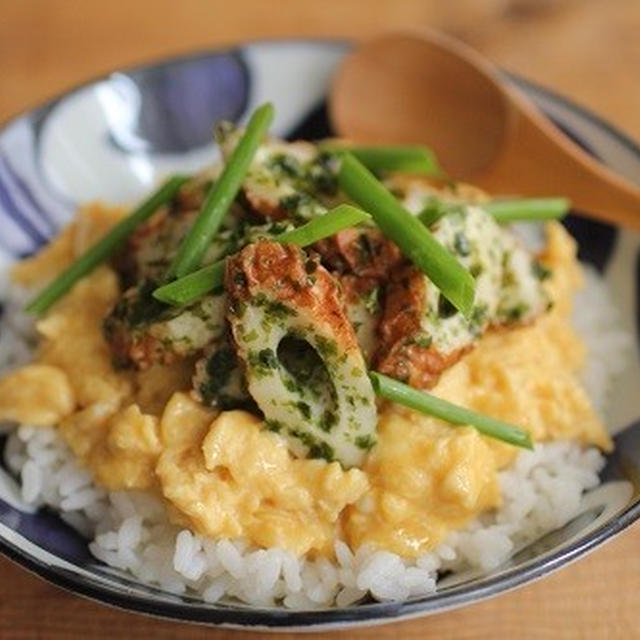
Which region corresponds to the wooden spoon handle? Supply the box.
[474,86,640,231]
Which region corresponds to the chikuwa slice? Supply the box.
[225,240,377,468]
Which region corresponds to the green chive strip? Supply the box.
[154,261,227,306]
[417,197,570,229]
[338,152,475,316]
[484,198,570,223]
[25,175,189,315]
[417,198,462,227]
[369,372,533,449]
[275,204,370,245]
[321,144,443,176]
[153,204,371,305]
[167,103,274,279]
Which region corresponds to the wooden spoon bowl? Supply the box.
[330,30,640,231]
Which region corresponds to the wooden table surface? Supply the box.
[1,1,639,638]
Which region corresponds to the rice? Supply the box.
[0,263,632,607]
[0,424,612,606]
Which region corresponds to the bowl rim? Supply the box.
[1,38,639,631]
[0,36,350,132]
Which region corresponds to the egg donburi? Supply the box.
[0,126,610,559]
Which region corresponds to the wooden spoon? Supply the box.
[330,29,640,231]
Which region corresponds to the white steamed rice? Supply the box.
[0,263,632,608]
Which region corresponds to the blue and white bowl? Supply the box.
[0,40,639,631]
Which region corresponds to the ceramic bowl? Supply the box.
[0,39,638,632]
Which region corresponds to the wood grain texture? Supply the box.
[2,527,639,639]
[0,1,639,638]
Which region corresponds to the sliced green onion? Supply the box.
[417,198,463,227]
[167,103,274,279]
[154,260,226,306]
[153,204,371,305]
[337,152,475,316]
[417,197,569,229]
[369,372,533,449]
[25,175,189,315]
[322,144,442,176]
[484,198,569,223]
[275,204,370,245]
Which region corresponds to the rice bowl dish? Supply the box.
[0,97,634,615]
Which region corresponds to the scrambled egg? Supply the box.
[36,266,132,409]
[0,207,611,557]
[60,403,161,490]
[135,359,197,416]
[345,413,500,556]
[157,393,367,555]
[0,364,74,426]
[11,203,127,289]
